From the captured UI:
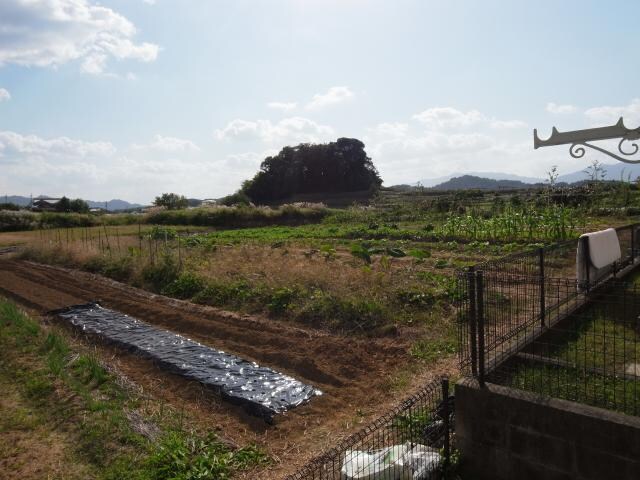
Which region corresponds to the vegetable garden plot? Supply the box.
[50,302,321,420]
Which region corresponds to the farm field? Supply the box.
[5,3,640,478]
[0,187,639,478]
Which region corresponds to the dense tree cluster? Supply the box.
[241,138,382,203]
[154,193,189,210]
[56,197,90,213]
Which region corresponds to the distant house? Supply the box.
[32,198,60,212]
[89,207,106,214]
[201,199,218,207]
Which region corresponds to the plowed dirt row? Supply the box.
[0,259,433,478]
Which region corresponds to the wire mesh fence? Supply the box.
[490,279,640,415]
[284,377,453,480]
[457,222,640,416]
[457,223,640,375]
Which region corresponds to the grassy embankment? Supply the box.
[0,297,268,480]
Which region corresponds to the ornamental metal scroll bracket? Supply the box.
[533,117,640,164]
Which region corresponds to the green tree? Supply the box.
[241,138,382,203]
[154,193,189,210]
[55,196,72,212]
[69,198,90,213]
[55,197,90,213]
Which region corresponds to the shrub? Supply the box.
[82,256,134,282]
[297,291,386,332]
[145,205,327,229]
[350,243,371,263]
[396,289,436,308]
[191,280,257,308]
[268,287,298,314]
[39,212,95,228]
[149,225,178,240]
[141,255,180,292]
[408,248,431,259]
[0,210,38,232]
[162,272,207,299]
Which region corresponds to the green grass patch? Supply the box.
[411,338,457,362]
[0,296,269,479]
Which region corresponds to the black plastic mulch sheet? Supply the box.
[50,302,320,420]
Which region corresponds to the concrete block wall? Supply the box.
[455,378,640,480]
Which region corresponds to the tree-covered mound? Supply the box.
[240,138,382,203]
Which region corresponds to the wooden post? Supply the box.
[102,224,112,257]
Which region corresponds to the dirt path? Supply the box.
[0,259,440,478]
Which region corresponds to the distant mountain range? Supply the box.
[431,175,543,190]
[415,162,640,189]
[2,195,144,211]
[416,171,542,188]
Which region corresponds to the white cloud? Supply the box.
[490,119,527,129]
[0,0,159,75]
[142,0,157,4]
[364,107,551,185]
[132,135,200,153]
[306,86,354,110]
[0,129,254,203]
[370,122,409,138]
[584,98,640,126]
[267,101,297,112]
[214,119,262,141]
[0,131,115,160]
[546,102,577,114]
[0,88,10,102]
[412,107,485,129]
[214,117,335,144]
[410,107,526,131]
[371,132,495,164]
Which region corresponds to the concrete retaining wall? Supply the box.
[455,378,640,480]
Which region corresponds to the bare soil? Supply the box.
[0,258,454,478]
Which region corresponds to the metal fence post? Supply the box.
[467,267,478,377]
[476,270,486,387]
[441,377,450,474]
[539,247,546,327]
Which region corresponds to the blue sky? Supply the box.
[1,0,639,203]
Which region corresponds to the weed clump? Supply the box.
[142,255,180,292]
[145,431,268,480]
[162,272,206,299]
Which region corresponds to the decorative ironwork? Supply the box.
[534,117,640,163]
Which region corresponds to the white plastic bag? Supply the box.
[341,444,412,479]
[340,443,440,480]
[396,443,441,479]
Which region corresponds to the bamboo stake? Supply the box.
[102,223,112,257]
